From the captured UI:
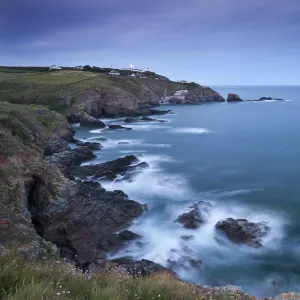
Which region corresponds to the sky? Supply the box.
[2,0,300,85]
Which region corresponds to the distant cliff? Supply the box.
[0,70,224,117]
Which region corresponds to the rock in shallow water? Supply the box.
[215,218,270,248]
[72,155,149,181]
[176,201,213,229]
[108,124,132,130]
[227,93,243,102]
[79,112,106,128]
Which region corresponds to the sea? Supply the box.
[73,86,300,297]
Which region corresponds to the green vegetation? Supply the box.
[0,68,197,113]
[0,252,250,300]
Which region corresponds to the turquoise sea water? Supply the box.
[74,86,300,296]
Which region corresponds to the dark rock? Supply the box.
[118,142,129,145]
[176,201,212,229]
[143,204,149,211]
[189,258,203,268]
[259,97,283,101]
[118,230,141,240]
[72,155,149,181]
[108,125,132,130]
[39,181,144,263]
[79,112,106,128]
[215,218,270,248]
[181,235,194,241]
[95,137,107,141]
[75,140,102,150]
[44,137,70,156]
[141,117,167,122]
[124,118,138,123]
[66,113,80,124]
[45,146,96,177]
[227,94,243,102]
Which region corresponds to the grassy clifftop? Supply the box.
[0,69,221,117]
[0,252,253,300]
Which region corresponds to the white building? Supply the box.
[74,66,84,70]
[49,65,62,70]
[122,64,151,73]
[109,70,120,76]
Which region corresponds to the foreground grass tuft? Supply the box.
[0,252,252,300]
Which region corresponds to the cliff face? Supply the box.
[0,71,224,118]
[0,103,143,262]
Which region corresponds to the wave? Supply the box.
[127,124,171,131]
[171,127,211,134]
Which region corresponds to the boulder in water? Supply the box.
[227,94,243,102]
[215,218,270,248]
[176,201,212,229]
[109,125,132,130]
[79,112,106,128]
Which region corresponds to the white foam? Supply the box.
[89,128,106,133]
[127,124,171,131]
[171,128,211,134]
[101,154,190,201]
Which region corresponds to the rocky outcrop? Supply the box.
[108,125,132,130]
[176,201,212,229]
[72,155,149,181]
[215,218,270,248]
[45,146,96,178]
[124,117,167,123]
[75,140,102,150]
[42,180,144,262]
[79,112,106,128]
[161,87,225,104]
[227,94,243,102]
[0,103,145,266]
[259,97,283,101]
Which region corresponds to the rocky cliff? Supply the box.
[0,102,144,263]
[0,70,224,118]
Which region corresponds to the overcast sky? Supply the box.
[2,0,300,85]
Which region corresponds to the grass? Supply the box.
[0,70,201,113]
[0,252,252,300]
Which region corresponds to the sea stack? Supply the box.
[227,94,243,102]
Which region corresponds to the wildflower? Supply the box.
[59,285,62,288]
[57,292,61,295]
[67,291,71,294]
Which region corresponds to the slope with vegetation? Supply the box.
[0,68,224,117]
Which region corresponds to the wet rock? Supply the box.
[181,235,194,241]
[45,146,95,178]
[79,112,106,128]
[118,142,129,145]
[73,155,149,181]
[189,258,203,268]
[108,124,132,130]
[141,117,167,122]
[95,137,107,141]
[75,140,102,150]
[215,218,270,248]
[259,97,283,101]
[227,94,243,102]
[124,117,138,123]
[176,201,213,229]
[118,230,141,240]
[139,108,172,116]
[41,181,144,263]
